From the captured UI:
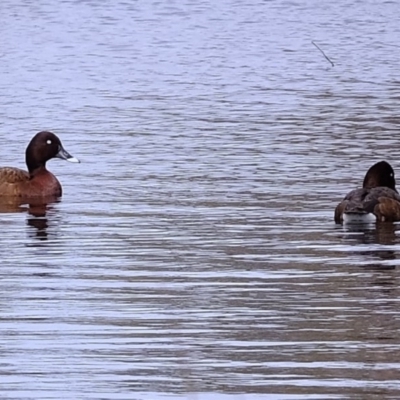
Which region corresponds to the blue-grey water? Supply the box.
[1,1,400,399]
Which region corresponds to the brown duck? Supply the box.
[335,161,400,223]
[0,131,79,198]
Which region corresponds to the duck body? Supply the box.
[0,131,79,198]
[335,161,400,224]
[335,186,400,223]
[0,167,62,197]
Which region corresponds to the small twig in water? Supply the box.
[312,41,334,67]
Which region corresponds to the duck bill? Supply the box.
[56,146,80,163]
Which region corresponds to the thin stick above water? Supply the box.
[312,41,334,67]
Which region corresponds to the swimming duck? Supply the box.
[334,161,400,223]
[0,131,79,198]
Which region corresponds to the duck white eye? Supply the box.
[47,140,52,145]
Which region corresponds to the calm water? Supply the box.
[1,0,400,399]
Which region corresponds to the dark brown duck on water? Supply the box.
[0,131,80,198]
[335,161,400,223]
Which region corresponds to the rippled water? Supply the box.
[1,0,400,399]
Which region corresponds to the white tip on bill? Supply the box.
[66,156,80,163]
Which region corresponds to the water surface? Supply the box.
[1,0,400,399]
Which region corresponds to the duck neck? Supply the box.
[26,153,46,175]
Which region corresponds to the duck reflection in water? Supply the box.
[0,197,59,241]
[338,223,400,270]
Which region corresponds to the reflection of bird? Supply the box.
[27,216,49,240]
[335,161,400,224]
[340,224,399,246]
[0,196,59,212]
[0,199,58,241]
[26,202,58,241]
[338,224,400,269]
[0,131,79,198]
